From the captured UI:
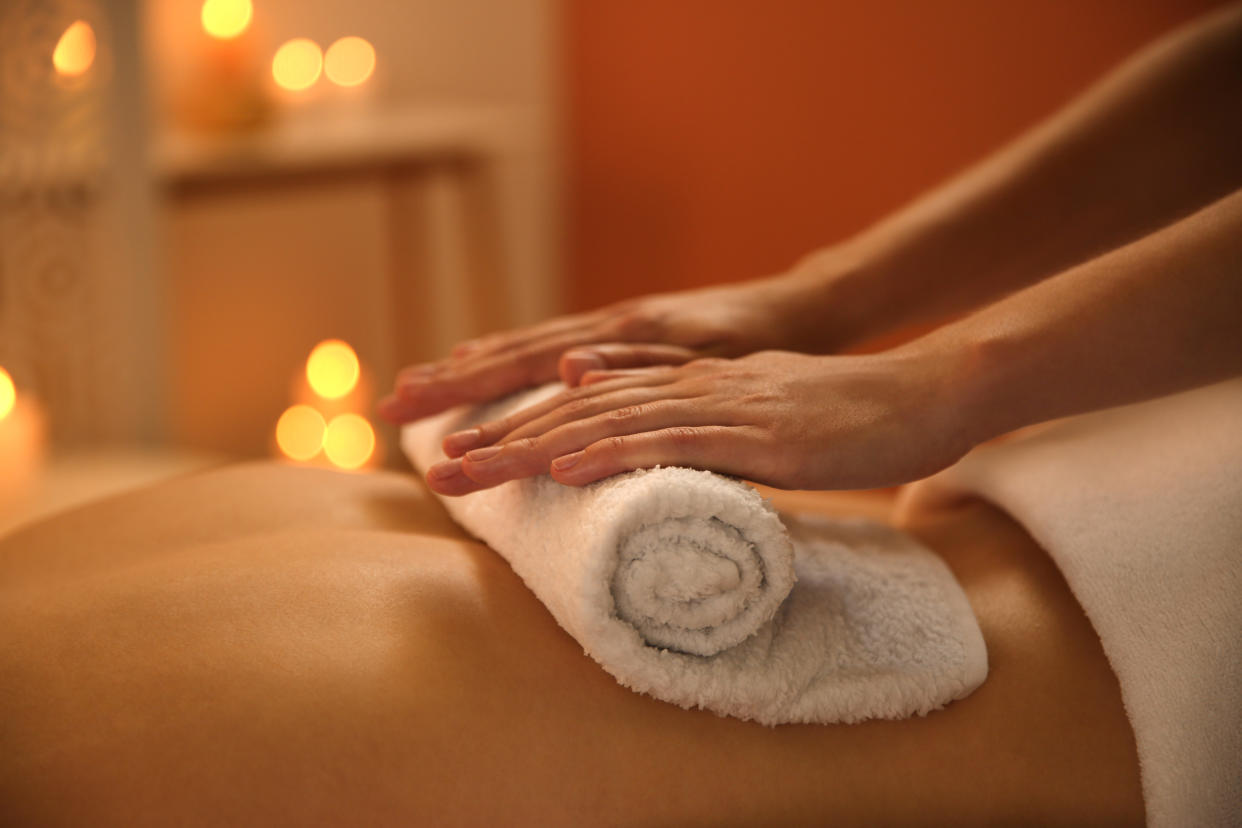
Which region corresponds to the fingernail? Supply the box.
[446,427,482,451]
[428,460,462,480]
[465,445,502,463]
[399,366,437,385]
[566,351,606,371]
[551,451,583,471]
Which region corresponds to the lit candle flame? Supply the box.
[272,38,323,91]
[323,413,375,470]
[52,20,96,78]
[306,339,360,399]
[276,404,326,461]
[201,0,253,40]
[0,367,16,421]
[324,36,376,88]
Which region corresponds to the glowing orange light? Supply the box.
[0,368,15,421]
[306,339,359,399]
[52,20,96,77]
[276,404,326,461]
[323,413,375,470]
[200,0,252,39]
[272,38,323,91]
[324,36,376,87]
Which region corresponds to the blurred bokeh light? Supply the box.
[324,36,376,87]
[200,0,253,40]
[323,413,375,469]
[306,339,360,399]
[0,368,16,421]
[52,20,96,78]
[272,38,323,91]
[276,404,326,461]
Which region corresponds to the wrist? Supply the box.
[893,319,1036,454]
[779,233,922,353]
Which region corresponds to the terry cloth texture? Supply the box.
[402,384,987,726]
[914,378,1242,827]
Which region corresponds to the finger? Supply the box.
[450,338,487,358]
[424,458,485,497]
[385,330,605,423]
[448,310,604,363]
[456,398,725,490]
[578,366,677,386]
[441,373,686,457]
[558,343,700,386]
[390,309,657,423]
[396,363,443,386]
[550,426,769,486]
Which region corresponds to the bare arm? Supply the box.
[933,186,1242,446]
[428,187,1242,495]
[384,3,1242,423]
[809,1,1242,345]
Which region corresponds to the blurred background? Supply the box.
[0,0,1225,532]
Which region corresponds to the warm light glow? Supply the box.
[306,339,359,399]
[200,0,252,39]
[0,368,15,421]
[324,36,376,87]
[272,38,323,91]
[276,404,326,461]
[52,20,96,77]
[323,414,375,470]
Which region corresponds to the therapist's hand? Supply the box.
[424,349,974,496]
[378,264,858,425]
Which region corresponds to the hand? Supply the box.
[378,266,852,425]
[424,349,975,496]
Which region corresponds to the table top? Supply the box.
[154,105,510,185]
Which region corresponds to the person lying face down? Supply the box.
[5,7,1242,826]
[0,461,1144,825]
[381,4,1242,502]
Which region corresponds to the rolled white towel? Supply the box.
[403,384,987,725]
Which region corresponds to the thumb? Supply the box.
[558,342,700,386]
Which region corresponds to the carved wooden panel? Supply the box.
[0,0,157,446]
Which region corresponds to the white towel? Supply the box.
[403,384,987,725]
[911,379,1242,826]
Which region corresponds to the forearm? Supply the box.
[800,3,1242,347]
[922,186,1242,445]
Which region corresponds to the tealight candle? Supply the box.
[0,375,47,511]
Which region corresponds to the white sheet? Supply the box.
[912,379,1242,826]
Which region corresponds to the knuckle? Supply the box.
[561,396,597,417]
[608,404,645,422]
[509,436,542,455]
[604,435,631,453]
[666,426,701,446]
[611,309,662,341]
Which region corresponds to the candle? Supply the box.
[175,0,270,132]
[274,341,378,470]
[0,372,47,511]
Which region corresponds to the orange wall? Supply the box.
[564,0,1226,312]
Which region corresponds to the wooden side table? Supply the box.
[154,106,517,458]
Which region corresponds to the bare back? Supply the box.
[0,463,1143,826]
